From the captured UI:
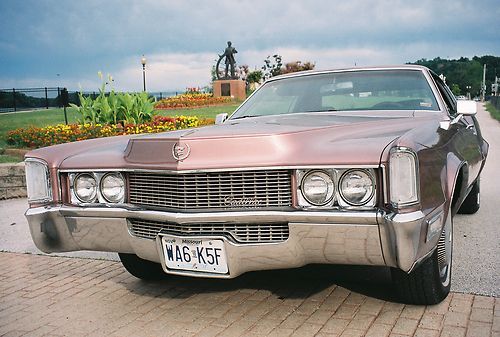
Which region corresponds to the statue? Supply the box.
[216,41,238,80]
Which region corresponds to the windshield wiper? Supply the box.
[303,108,338,113]
[231,115,261,120]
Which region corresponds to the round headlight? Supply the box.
[339,170,375,206]
[301,171,335,206]
[100,173,125,203]
[74,173,97,203]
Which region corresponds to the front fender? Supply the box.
[380,151,465,273]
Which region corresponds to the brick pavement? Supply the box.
[0,252,498,337]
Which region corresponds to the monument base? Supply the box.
[213,80,246,100]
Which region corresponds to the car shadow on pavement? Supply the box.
[121,264,401,303]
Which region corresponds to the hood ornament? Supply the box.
[172,142,190,161]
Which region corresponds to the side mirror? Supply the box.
[457,100,477,116]
[215,113,228,125]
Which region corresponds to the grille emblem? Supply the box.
[224,196,262,207]
[172,142,190,161]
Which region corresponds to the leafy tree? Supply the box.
[262,54,283,79]
[246,70,263,84]
[451,84,461,96]
[411,56,500,97]
[262,55,316,79]
[282,61,316,74]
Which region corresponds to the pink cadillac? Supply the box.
[24,66,488,304]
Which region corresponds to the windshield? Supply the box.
[231,70,439,119]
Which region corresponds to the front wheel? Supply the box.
[458,178,480,214]
[391,210,453,305]
[119,253,166,280]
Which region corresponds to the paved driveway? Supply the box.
[0,252,498,337]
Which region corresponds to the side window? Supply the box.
[431,73,457,115]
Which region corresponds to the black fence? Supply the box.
[0,87,178,113]
[0,87,73,113]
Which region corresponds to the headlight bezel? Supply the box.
[25,158,52,203]
[69,171,127,205]
[296,167,377,209]
[300,170,336,206]
[73,173,98,203]
[100,172,126,203]
[338,169,376,206]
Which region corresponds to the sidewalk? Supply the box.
[0,252,498,337]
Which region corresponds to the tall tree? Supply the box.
[411,56,500,97]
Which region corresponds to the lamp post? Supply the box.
[466,85,471,100]
[141,55,147,92]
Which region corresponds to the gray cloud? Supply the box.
[0,0,498,90]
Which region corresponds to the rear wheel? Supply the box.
[391,208,453,305]
[458,179,480,214]
[119,253,166,280]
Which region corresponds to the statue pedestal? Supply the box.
[213,80,246,100]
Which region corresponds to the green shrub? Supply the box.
[485,102,500,122]
[70,73,157,125]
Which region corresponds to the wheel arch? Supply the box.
[446,154,469,216]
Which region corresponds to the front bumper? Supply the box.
[26,205,432,277]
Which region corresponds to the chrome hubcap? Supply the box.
[437,213,452,287]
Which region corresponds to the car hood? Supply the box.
[30,113,438,170]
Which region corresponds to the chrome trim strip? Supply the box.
[380,164,388,205]
[422,68,449,114]
[264,66,435,82]
[59,164,380,174]
[28,205,381,225]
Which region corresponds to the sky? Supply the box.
[0,0,499,92]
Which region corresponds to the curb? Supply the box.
[0,162,26,199]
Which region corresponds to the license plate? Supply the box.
[161,236,228,274]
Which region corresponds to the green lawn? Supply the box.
[0,103,241,149]
[0,154,23,163]
[485,102,500,122]
[0,108,80,148]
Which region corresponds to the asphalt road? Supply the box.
[0,103,498,298]
[452,102,500,297]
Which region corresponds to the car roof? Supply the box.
[268,65,430,81]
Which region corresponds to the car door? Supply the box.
[432,74,483,186]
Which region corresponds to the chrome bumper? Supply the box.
[26,205,435,277]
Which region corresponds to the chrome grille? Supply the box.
[129,218,289,244]
[128,170,292,210]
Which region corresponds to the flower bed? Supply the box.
[155,93,233,109]
[7,116,215,149]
